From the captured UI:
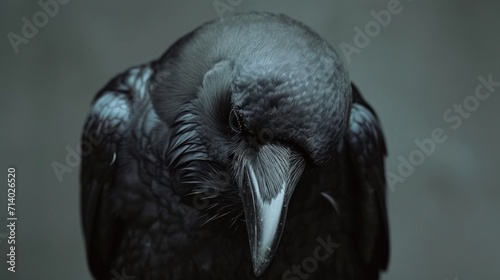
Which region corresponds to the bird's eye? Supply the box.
[229,109,242,133]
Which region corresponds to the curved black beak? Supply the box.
[235,144,304,276]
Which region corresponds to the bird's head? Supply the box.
[150,13,351,276]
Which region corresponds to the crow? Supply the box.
[80,12,389,280]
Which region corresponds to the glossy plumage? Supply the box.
[80,12,389,280]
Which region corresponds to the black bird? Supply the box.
[81,12,389,280]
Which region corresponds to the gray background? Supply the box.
[1,0,499,279]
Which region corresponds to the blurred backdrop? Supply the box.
[1,0,499,279]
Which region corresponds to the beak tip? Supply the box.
[253,267,265,277]
[252,254,270,277]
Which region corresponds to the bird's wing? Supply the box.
[345,84,390,271]
[80,70,139,279]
